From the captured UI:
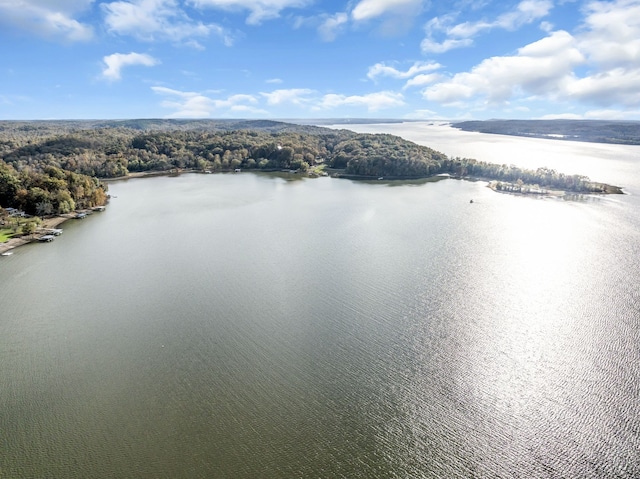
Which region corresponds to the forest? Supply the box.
[0,119,622,215]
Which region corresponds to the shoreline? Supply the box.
[2,169,623,255]
[0,214,74,255]
[101,167,625,195]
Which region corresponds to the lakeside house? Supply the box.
[6,207,27,217]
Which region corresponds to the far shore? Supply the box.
[2,167,623,255]
[102,167,625,194]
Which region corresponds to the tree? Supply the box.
[21,221,37,236]
[36,200,53,218]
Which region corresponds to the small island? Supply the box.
[0,119,623,253]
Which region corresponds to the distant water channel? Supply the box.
[1,123,639,478]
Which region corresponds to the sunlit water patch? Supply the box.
[1,128,639,478]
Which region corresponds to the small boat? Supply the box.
[1,251,13,256]
[38,235,55,242]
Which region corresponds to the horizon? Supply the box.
[2,1,640,121]
[1,118,640,124]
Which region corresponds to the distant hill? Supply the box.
[452,119,640,145]
[0,119,331,135]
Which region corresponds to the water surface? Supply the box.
[1,125,639,478]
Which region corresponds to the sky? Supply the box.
[1,0,640,120]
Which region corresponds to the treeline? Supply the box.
[0,161,108,215]
[0,120,622,214]
[442,158,620,193]
[2,123,446,179]
[1,125,344,178]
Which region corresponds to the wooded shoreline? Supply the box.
[0,165,624,255]
[1,120,626,254]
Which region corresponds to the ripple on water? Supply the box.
[1,172,639,478]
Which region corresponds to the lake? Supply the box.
[1,123,639,478]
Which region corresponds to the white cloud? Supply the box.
[152,86,265,117]
[403,73,441,89]
[421,0,552,53]
[351,0,424,22]
[578,0,640,68]
[420,15,471,53]
[266,78,283,84]
[367,61,441,80]
[351,0,424,35]
[189,0,310,25]
[0,0,93,41]
[494,0,553,30]
[152,87,215,117]
[261,88,315,105]
[102,52,160,81]
[423,31,584,104]
[420,37,473,54]
[565,68,640,106]
[103,0,234,45]
[318,12,348,41]
[540,20,553,32]
[422,0,640,115]
[318,91,405,111]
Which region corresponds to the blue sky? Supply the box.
[1,0,639,120]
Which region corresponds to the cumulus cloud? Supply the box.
[102,52,160,81]
[318,91,405,111]
[0,0,93,41]
[152,86,266,117]
[565,68,640,106]
[367,61,440,80]
[103,0,235,45]
[578,0,640,68]
[422,0,553,53]
[422,0,640,114]
[424,31,584,104]
[189,0,310,25]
